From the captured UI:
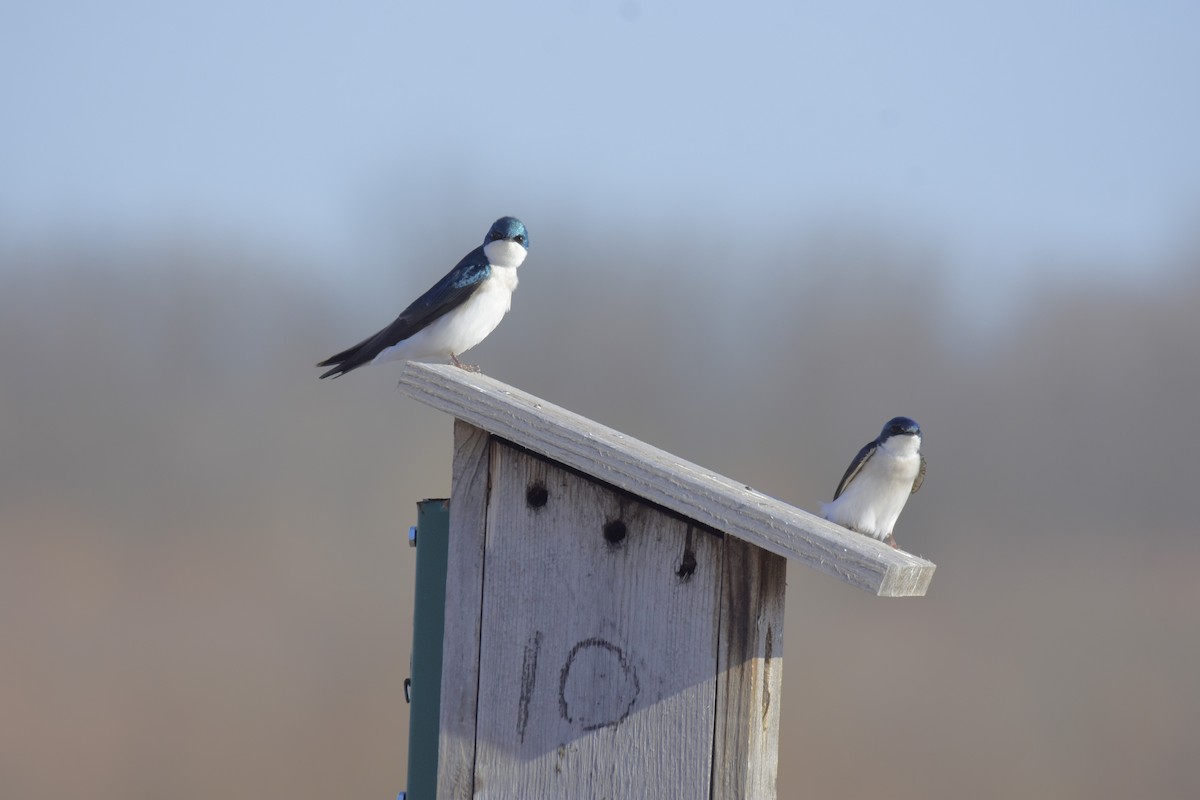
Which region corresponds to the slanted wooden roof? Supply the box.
[398,362,936,597]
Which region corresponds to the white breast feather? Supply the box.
[821,434,922,539]
[483,239,527,269]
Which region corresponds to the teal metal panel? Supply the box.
[405,498,450,800]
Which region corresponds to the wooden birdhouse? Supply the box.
[397,362,935,799]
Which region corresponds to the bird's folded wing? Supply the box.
[912,454,927,494]
[833,441,877,500]
[317,251,491,373]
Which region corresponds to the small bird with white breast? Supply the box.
[821,416,927,549]
[317,216,529,378]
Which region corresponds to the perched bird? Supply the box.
[317,216,529,378]
[821,416,927,549]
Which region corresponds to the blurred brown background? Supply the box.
[3,216,1198,798]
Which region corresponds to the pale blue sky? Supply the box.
[3,1,1198,291]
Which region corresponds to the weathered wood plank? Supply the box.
[398,362,936,597]
[435,421,492,799]
[712,537,787,800]
[472,441,722,798]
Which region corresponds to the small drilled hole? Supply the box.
[677,550,697,579]
[526,483,548,508]
[603,520,627,544]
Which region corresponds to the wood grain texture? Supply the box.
[398,362,936,597]
[472,442,722,798]
[436,421,492,799]
[712,538,787,800]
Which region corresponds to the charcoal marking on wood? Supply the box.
[558,637,640,732]
[517,630,543,744]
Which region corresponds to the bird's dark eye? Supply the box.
[515,234,525,244]
[490,231,502,240]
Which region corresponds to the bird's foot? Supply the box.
[884,533,898,549]
[450,354,481,373]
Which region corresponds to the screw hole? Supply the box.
[677,550,697,579]
[603,520,627,545]
[526,483,549,508]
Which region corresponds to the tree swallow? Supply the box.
[821,416,927,549]
[317,216,529,378]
